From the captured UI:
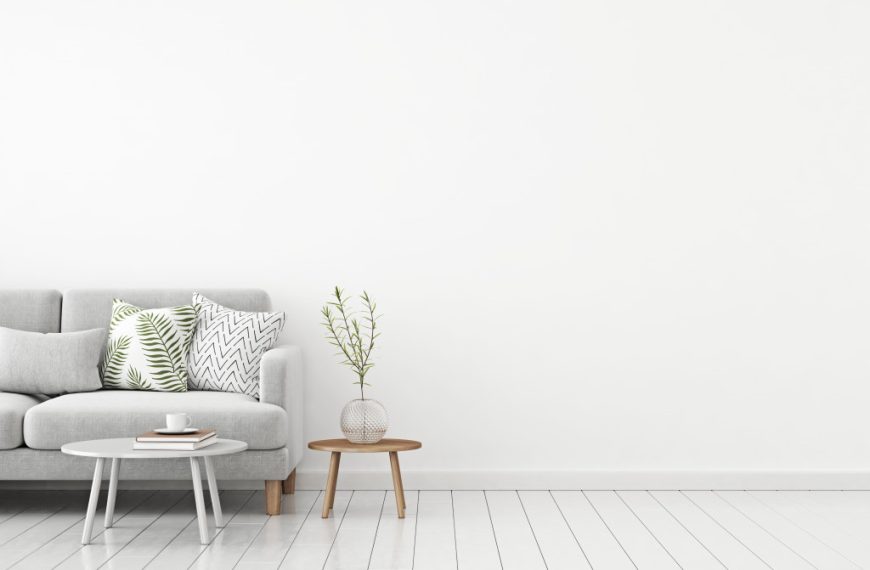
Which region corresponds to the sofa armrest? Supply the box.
[259,345,304,469]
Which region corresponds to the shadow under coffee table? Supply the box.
[61,438,247,545]
[308,438,422,519]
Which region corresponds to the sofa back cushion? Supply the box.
[0,290,62,333]
[61,289,271,333]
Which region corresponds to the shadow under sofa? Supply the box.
[0,288,303,515]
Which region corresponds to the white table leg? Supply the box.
[190,457,209,544]
[104,458,120,528]
[82,457,105,545]
[203,456,223,527]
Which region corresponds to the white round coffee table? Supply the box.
[62,438,247,545]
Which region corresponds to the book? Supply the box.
[133,438,219,451]
[136,429,216,444]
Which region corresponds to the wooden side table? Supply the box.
[308,438,422,518]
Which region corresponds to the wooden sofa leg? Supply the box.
[283,468,297,495]
[265,480,282,515]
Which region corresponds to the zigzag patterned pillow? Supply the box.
[186,293,285,398]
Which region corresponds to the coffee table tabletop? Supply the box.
[62,437,247,545]
[62,438,247,458]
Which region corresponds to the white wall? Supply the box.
[2,0,869,488]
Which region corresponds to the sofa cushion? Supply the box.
[0,289,62,333]
[0,392,44,449]
[100,299,195,392]
[188,293,286,398]
[24,391,287,450]
[0,327,105,395]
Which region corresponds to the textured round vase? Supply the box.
[340,399,389,444]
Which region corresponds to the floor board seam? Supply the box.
[549,490,594,570]
[712,491,820,569]
[615,491,683,569]
[366,490,388,570]
[410,490,422,570]
[646,491,727,570]
[0,506,65,547]
[785,491,868,546]
[185,489,257,569]
[11,512,87,568]
[680,491,774,570]
[739,491,860,569]
[516,490,549,569]
[321,490,354,570]
[482,490,504,570]
[92,490,186,570]
[271,489,322,570]
[450,490,458,570]
[140,504,199,568]
[582,490,638,570]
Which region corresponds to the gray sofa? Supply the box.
[0,289,303,514]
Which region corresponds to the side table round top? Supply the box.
[61,438,248,459]
[308,438,422,453]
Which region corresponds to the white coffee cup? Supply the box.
[166,413,192,432]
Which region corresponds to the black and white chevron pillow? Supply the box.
[187,293,285,398]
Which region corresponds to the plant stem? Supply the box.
[360,292,376,376]
[322,287,379,402]
[323,307,359,376]
[335,290,363,368]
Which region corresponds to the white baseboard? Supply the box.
[2,470,869,491]
[296,469,870,491]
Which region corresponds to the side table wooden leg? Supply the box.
[322,451,341,518]
[203,456,223,527]
[190,457,209,544]
[82,457,105,545]
[104,458,120,528]
[389,451,406,518]
[328,452,341,510]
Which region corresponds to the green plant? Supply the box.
[321,286,381,399]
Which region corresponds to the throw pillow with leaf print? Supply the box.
[100,299,196,392]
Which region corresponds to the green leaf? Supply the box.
[171,305,197,356]
[109,300,142,332]
[136,311,188,392]
[101,335,131,388]
[126,365,152,390]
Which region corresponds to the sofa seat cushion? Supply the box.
[24,391,287,450]
[0,392,44,449]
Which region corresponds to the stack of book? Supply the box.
[133,429,217,450]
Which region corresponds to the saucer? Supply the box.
[155,427,199,435]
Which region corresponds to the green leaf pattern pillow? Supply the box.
[100,299,196,392]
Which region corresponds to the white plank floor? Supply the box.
[2,490,870,569]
